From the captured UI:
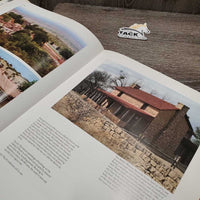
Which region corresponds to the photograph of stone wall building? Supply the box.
[52,61,200,192]
[84,85,196,167]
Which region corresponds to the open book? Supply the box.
[0,1,199,199]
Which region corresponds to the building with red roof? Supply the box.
[0,17,23,35]
[114,86,178,111]
[80,84,195,167]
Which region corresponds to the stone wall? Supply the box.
[143,110,176,144]
[154,106,191,155]
[52,91,183,192]
[143,106,191,157]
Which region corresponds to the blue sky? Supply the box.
[0,48,39,82]
[97,61,200,130]
[13,6,86,52]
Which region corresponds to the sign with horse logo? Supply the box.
[118,23,150,40]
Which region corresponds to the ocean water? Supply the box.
[0,47,40,82]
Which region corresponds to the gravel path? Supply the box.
[54,3,200,91]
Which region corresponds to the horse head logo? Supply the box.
[129,23,150,34]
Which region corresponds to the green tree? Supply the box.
[12,31,32,44]
[18,80,37,92]
[74,70,112,95]
[25,24,49,46]
[21,42,37,54]
[8,12,24,24]
[193,127,200,146]
[37,64,55,77]
[25,24,39,31]
[2,13,11,22]
[32,29,49,46]
[60,48,73,59]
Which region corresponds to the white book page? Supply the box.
[1,51,199,200]
[0,0,18,7]
[0,0,103,131]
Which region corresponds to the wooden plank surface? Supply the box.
[54,3,200,91]
[31,0,200,14]
[62,0,200,14]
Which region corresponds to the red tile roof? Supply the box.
[116,87,178,110]
[98,89,154,119]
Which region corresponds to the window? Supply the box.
[117,91,123,97]
[115,106,126,118]
[106,100,114,108]
[141,103,148,110]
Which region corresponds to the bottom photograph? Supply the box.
[52,61,200,193]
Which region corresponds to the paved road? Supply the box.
[54,3,200,91]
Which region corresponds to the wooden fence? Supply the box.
[30,0,200,14]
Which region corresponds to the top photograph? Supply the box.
[0,4,86,109]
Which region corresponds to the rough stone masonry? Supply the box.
[53,91,184,192]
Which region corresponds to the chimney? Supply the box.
[176,102,189,114]
[176,102,184,110]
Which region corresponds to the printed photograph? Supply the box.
[52,61,200,193]
[0,46,40,108]
[0,5,85,77]
[0,5,85,109]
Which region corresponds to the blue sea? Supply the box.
[0,48,40,82]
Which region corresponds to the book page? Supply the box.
[0,0,15,7]
[1,51,199,200]
[0,0,103,131]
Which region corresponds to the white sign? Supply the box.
[118,23,150,40]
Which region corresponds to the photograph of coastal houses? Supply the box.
[0,47,39,109]
[0,5,85,77]
[52,61,200,193]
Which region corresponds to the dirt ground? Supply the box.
[54,3,200,91]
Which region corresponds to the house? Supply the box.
[0,16,23,35]
[81,84,196,167]
[0,57,27,108]
[42,42,65,66]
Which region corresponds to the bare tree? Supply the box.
[162,95,170,101]
[73,70,112,95]
[150,89,157,96]
[111,70,128,87]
